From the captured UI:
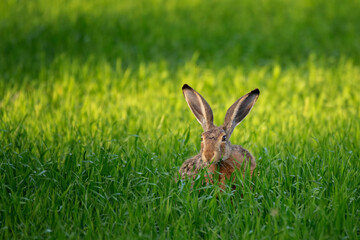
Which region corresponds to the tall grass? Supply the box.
[1,0,359,239]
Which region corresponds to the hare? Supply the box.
[179,84,260,189]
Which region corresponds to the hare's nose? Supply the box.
[204,152,214,161]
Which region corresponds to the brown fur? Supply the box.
[178,84,259,190]
[179,130,256,189]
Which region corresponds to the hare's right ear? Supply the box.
[182,84,214,130]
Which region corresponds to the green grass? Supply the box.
[1,0,360,239]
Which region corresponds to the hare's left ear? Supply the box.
[223,89,260,137]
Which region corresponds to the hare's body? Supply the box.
[179,145,256,185]
[178,84,259,189]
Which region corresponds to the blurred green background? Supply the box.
[1,0,359,239]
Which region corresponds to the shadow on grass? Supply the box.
[1,0,360,82]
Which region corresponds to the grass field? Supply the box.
[1,0,360,239]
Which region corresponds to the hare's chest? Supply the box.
[213,155,246,179]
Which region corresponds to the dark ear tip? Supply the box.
[252,88,260,95]
[182,84,192,90]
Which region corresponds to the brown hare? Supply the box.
[179,84,260,189]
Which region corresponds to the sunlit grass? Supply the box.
[1,0,360,239]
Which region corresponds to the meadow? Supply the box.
[1,0,360,239]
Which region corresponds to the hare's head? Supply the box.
[182,84,259,164]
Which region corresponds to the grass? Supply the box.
[1,0,360,239]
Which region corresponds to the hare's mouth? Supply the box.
[202,156,222,165]
[202,150,224,164]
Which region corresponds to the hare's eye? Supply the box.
[201,136,203,141]
[222,135,226,141]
